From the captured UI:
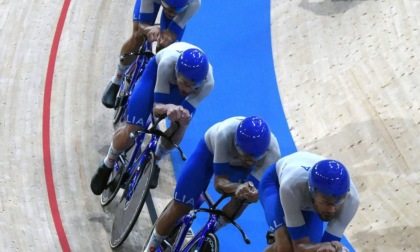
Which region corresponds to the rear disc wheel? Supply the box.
[109,152,156,248]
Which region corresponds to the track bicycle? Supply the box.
[144,192,251,252]
[100,115,187,249]
[113,40,155,127]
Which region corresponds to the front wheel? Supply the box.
[109,151,156,248]
[187,233,219,252]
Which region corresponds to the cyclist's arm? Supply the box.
[153,103,190,148]
[138,22,159,35]
[214,175,241,196]
[163,120,187,147]
[214,175,257,201]
[137,22,160,42]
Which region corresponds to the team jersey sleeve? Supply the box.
[169,0,201,39]
[153,57,174,100]
[210,127,231,175]
[138,0,160,24]
[250,133,281,182]
[280,179,309,240]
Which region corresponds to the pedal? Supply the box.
[149,165,161,189]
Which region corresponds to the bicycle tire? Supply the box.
[113,103,125,126]
[109,151,156,249]
[100,156,126,206]
[187,233,219,252]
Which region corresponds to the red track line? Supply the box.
[42,0,72,251]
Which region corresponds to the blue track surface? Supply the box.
[170,0,355,251]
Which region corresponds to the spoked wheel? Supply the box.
[109,151,156,249]
[100,155,126,206]
[187,233,219,252]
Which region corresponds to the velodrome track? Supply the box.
[1,0,419,251]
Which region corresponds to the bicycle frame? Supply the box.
[124,128,158,203]
[172,209,218,252]
[114,118,156,204]
[108,115,186,249]
[162,193,250,252]
[115,116,186,204]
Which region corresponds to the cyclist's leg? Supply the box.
[144,139,213,250]
[91,61,156,195]
[90,122,144,195]
[264,226,292,252]
[156,14,185,51]
[118,21,146,67]
[103,0,150,108]
[143,200,193,251]
[158,139,213,233]
[258,164,293,251]
[114,57,157,150]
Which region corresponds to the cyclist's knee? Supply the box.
[131,22,145,44]
[264,243,289,252]
[268,227,292,252]
[114,124,140,145]
[172,200,192,212]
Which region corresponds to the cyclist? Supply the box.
[90,42,214,195]
[259,151,360,252]
[102,0,201,108]
[143,116,281,251]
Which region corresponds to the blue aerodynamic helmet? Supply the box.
[175,48,209,86]
[308,159,350,198]
[161,0,189,13]
[235,116,271,160]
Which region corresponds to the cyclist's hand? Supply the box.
[317,241,348,252]
[157,29,175,48]
[167,105,191,126]
[316,242,336,252]
[177,111,191,127]
[235,181,259,203]
[330,241,349,252]
[147,26,160,42]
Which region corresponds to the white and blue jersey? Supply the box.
[259,151,360,242]
[174,116,281,207]
[133,0,201,41]
[126,42,214,127]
